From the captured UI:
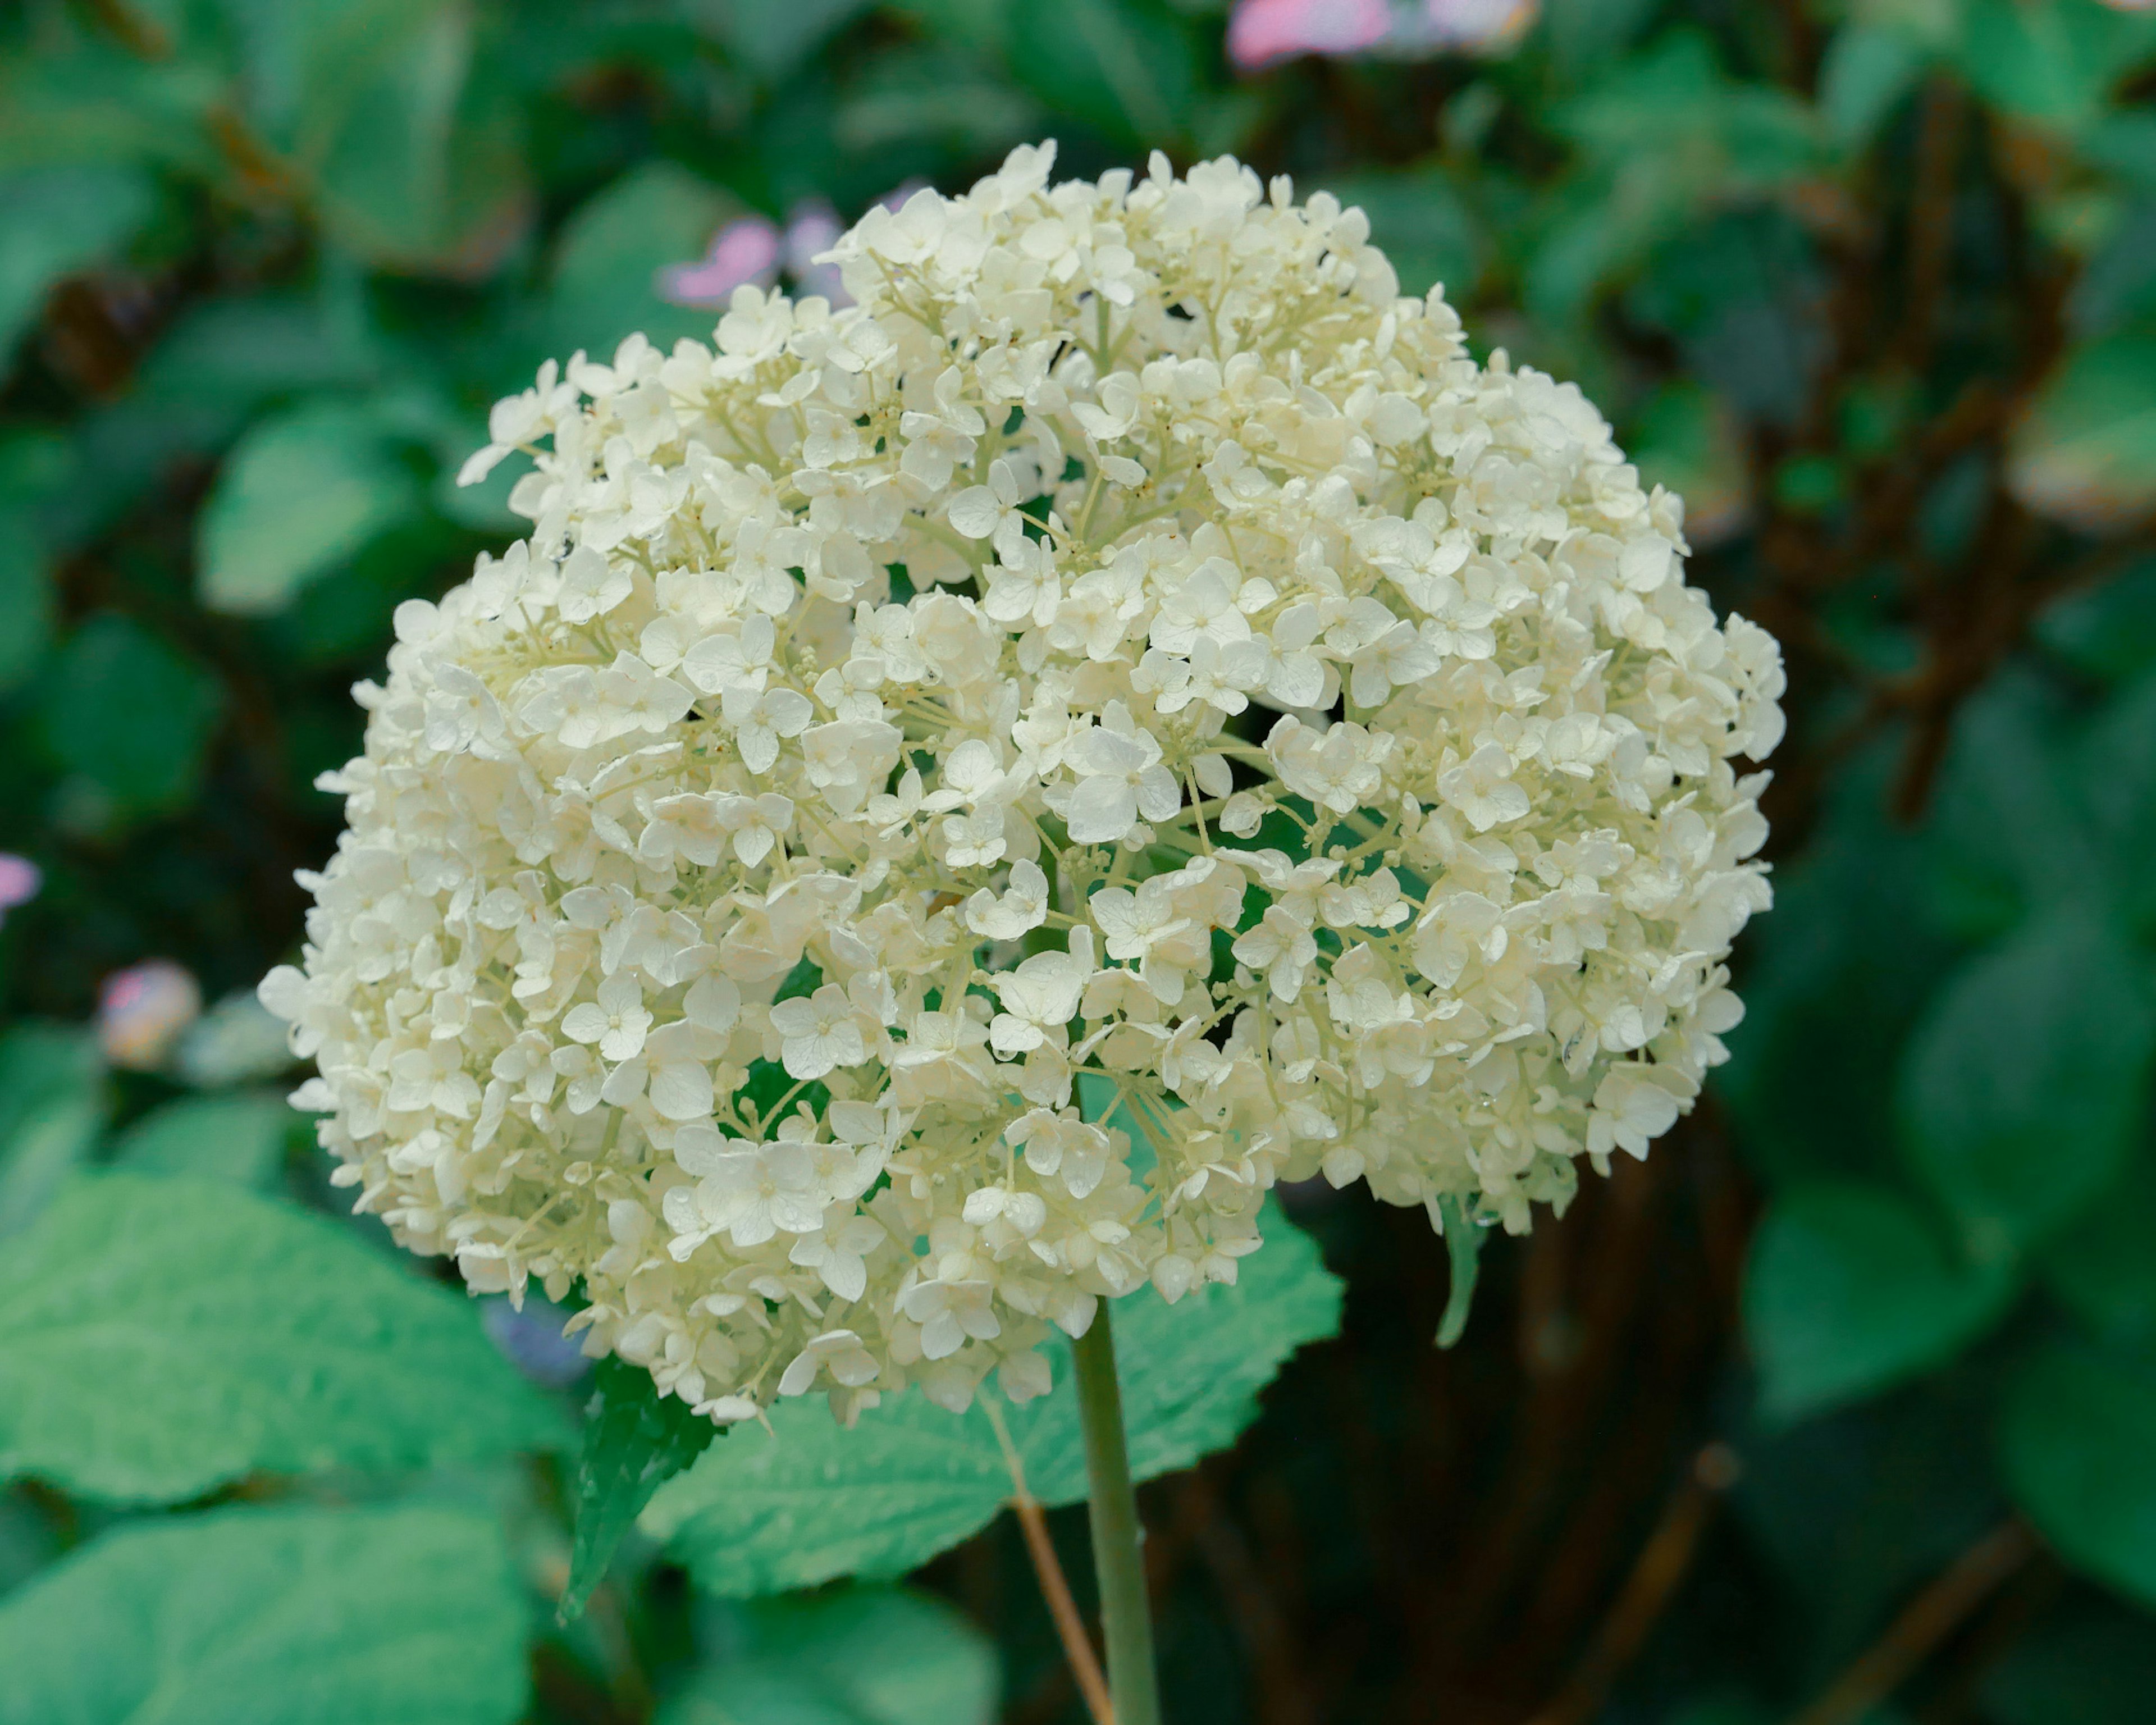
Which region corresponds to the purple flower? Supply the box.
[0,855,39,929]
[98,959,202,1071]
[1227,0,1388,68]
[658,216,783,309]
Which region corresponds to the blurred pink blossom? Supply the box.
[1227,0,1388,67]
[1227,0,1534,67]
[782,199,850,305]
[0,854,39,928]
[98,959,202,1071]
[658,215,782,308]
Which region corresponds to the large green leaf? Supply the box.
[1954,0,2156,133]
[0,1173,567,1502]
[1744,1180,2013,1421]
[0,1025,104,1238]
[645,1204,1342,1595]
[0,163,156,359]
[561,1355,721,1620]
[543,161,739,365]
[36,613,226,822]
[2041,1157,2156,1347]
[663,1586,998,1725]
[1998,1339,2156,1609]
[0,1504,529,1725]
[197,400,426,615]
[1897,911,2156,1261]
[1006,0,1202,150]
[108,1090,298,1189]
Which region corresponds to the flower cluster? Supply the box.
[263,142,1782,1425]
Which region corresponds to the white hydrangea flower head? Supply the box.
[264,142,1783,1426]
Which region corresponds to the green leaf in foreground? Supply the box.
[1998,1339,2156,1610]
[560,1355,723,1622]
[645,1203,1342,1596]
[0,1174,567,1502]
[1744,1180,2015,1421]
[0,1504,528,1725]
[661,1585,998,1725]
[0,1024,104,1238]
[108,1089,296,1189]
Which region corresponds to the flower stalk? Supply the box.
[1072,1305,1162,1725]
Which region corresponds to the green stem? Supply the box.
[1071,1306,1163,1725]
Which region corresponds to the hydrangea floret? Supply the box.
[262,142,1784,1426]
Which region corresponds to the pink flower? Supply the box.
[658,216,782,309]
[1227,0,1388,69]
[0,854,39,928]
[98,959,202,1071]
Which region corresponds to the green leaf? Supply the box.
[1005,0,1201,150]
[1980,1599,2156,1725]
[1954,0,2156,134]
[1744,1180,2013,1421]
[1818,25,1927,152]
[2008,325,2156,533]
[543,161,739,367]
[108,1090,297,1189]
[561,1355,721,1621]
[663,1585,998,1725]
[0,519,51,694]
[1897,911,2156,1261]
[36,613,226,822]
[0,1173,567,1502]
[2041,1157,2156,1347]
[1330,170,1484,302]
[0,1504,529,1725]
[1627,378,1752,547]
[1998,1339,2156,1608]
[703,0,873,79]
[2035,555,2156,686]
[0,1026,105,1238]
[646,1203,1341,1595]
[197,400,426,615]
[0,164,156,359]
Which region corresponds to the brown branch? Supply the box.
[986,1402,1115,1725]
[1788,1519,2035,1725]
[1523,1443,1742,1725]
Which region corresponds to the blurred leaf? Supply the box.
[1627,378,1752,547]
[2036,555,2156,683]
[36,613,226,822]
[0,1504,528,1725]
[197,399,426,615]
[833,44,1045,158]
[0,1173,567,1502]
[561,1355,721,1621]
[2040,1156,2156,1347]
[2008,325,2156,533]
[646,1203,1341,1595]
[0,1026,104,1238]
[1998,1338,2156,1608]
[702,0,874,79]
[2075,664,2156,928]
[1953,0,2156,134]
[1897,910,2155,1261]
[134,291,383,419]
[1331,170,1483,300]
[259,0,532,274]
[0,163,156,361]
[2070,197,2156,337]
[1980,1599,2156,1725]
[0,47,221,177]
[108,1090,296,1189]
[1005,0,1201,150]
[668,1585,998,1725]
[1819,25,1927,152]
[543,160,738,364]
[1744,1180,2013,1421]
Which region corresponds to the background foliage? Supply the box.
[3,0,2155,1720]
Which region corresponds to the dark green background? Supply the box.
[3,0,2155,1721]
